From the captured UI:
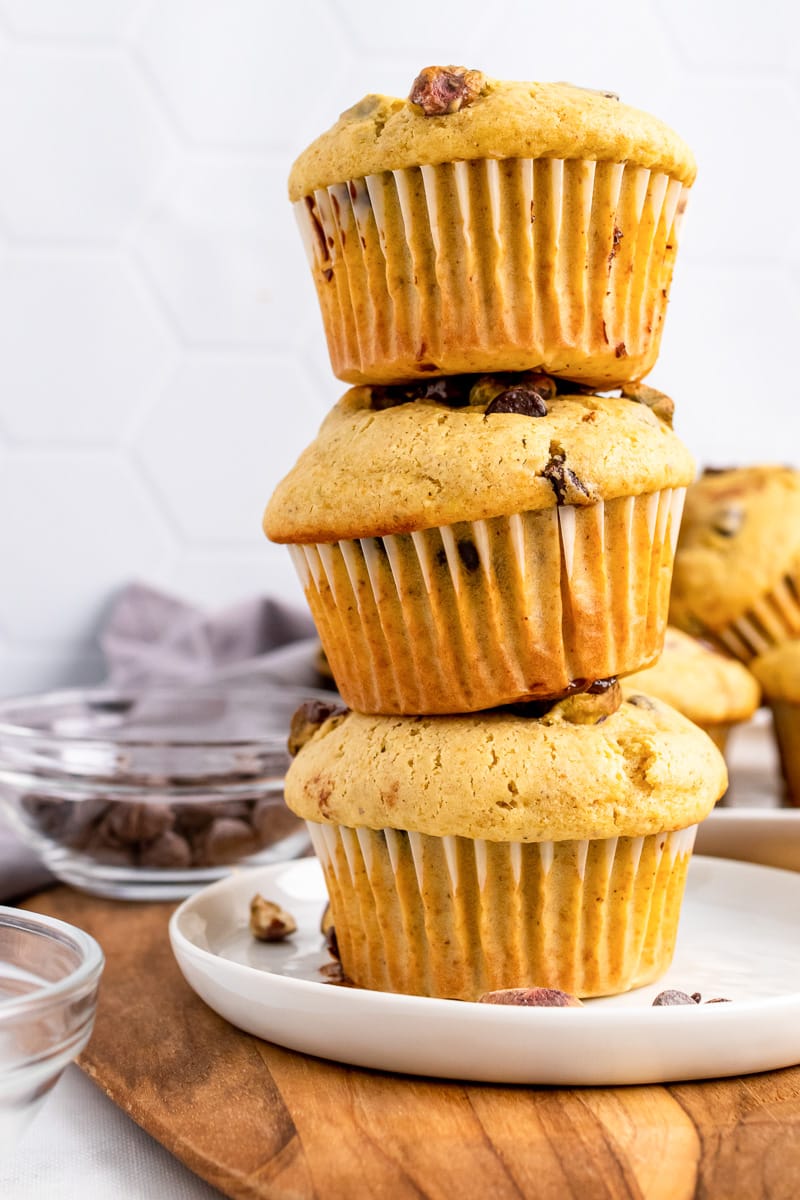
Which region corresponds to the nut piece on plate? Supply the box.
[652,989,698,1005]
[409,65,485,116]
[249,893,297,942]
[478,987,583,1007]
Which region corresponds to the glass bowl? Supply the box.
[0,680,333,899]
[0,906,103,1150]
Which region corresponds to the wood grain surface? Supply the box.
[21,887,800,1200]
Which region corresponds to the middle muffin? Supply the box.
[265,376,694,713]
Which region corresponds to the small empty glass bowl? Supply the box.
[0,680,332,899]
[0,906,103,1150]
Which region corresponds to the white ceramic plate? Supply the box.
[170,855,800,1086]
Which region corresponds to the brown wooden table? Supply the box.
[22,886,800,1200]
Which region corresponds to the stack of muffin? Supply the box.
[264,69,727,1001]
[669,465,800,803]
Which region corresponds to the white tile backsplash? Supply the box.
[0,252,173,442]
[0,47,170,241]
[0,0,797,695]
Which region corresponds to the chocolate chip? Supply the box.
[288,698,348,756]
[370,377,473,410]
[19,790,302,872]
[711,506,744,538]
[457,538,480,572]
[542,449,592,505]
[104,800,175,843]
[194,817,260,867]
[324,925,340,961]
[504,698,563,719]
[626,694,656,709]
[652,990,699,1006]
[409,65,485,116]
[587,677,618,695]
[139,831,192,869]
[485,385,548,417]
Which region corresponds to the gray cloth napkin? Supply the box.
[0,583,318,902]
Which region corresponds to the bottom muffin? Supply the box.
[285,689,727,1000]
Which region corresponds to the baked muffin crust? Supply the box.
[264,384,694,543]
[289,77,696,200]
[285,697,726,841]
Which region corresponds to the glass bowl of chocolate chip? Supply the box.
[0,681,335,900]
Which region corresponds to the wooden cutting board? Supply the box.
[22,886,800,1200]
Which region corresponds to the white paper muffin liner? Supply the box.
[714,572,800,662]
[307,822,698,1000]
[296,157,689,386]
[289,487,686,714]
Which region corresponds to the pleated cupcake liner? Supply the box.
[307,821,698,1000]
[296,157,689,386]
[289,487,686,714]
[713,572,800,662]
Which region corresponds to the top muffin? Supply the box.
[291,68,695,386]
[669,466,800,660]
[289,76,696,199]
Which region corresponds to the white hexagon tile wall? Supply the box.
[0,0,797,695]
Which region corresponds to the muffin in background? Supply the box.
[622,625,760,753]
[264,377,694,714]
[285,689,726,1001]
[670,465,800,662]
[751,640,800,806]
[291,70,695,387]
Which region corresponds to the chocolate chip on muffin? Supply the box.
[485,384,548,418]
[288,699,348,757]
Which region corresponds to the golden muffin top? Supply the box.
[284,689,726,842]
[622,626,761,725]
[751,639,800,703]
[263,378,694,543]
[670,466,800,636]
[289,71,696,200]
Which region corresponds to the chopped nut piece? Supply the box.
[409,66,485,116]
[288,699,348,757]
[478,987,583,1007]
[558,681,622,724]
[705,997,732,1004]
[249,893,297,942]
[621,381,675,427]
